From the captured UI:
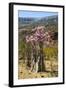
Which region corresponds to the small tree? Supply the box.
[26,26,52,72]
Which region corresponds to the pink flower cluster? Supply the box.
[26,26,52,44]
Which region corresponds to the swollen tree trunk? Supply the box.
[31,44,39,73]
[30,42,45,72]
[38,42,45,72]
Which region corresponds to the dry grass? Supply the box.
[18,60,58,79]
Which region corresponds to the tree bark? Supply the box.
[38,42,45,72]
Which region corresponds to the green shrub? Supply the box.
[43,47,58,60]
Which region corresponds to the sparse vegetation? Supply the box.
[18,15,58,79]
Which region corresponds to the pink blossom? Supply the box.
[25,26,52,45]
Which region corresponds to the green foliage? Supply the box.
[43,47,58,60]
[19,40,26,60]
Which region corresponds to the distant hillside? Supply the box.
[19,17,37,24]
[19,17,38,28]
[18,15,58,32]
[38,15,58,25]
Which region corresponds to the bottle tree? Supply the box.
[26,26,52,72]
